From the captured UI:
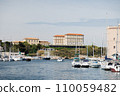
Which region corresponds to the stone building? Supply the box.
[107,24,120,59]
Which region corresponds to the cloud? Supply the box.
[26,18,120,27]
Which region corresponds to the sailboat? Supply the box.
[89,44,100,68]
[72,36,81,67]
[8,44,14,61]
[80,45,90,68]
[0,43,3,61]
[2,43,9,62]
[43,49,51,60]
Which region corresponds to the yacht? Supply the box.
[101,60,113,70]
[80,59,90,68]
[2,56,9,62]
[72,57,81,67]
[111,61,120,72]
[89,58,101,68]
[57,57,64,62]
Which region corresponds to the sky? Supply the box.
[0,0,120,46]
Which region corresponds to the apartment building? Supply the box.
[107,24,120,58]
[24,38,39,45]
[53,35,65,45]
[53,33,84,46]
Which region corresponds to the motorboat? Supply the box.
[111,61,120,72]
[12,56,22,61]
[57,57,64,62]
[101,60,113,71]
[80,59,90,68]
[72,57,81,67]
[2,56,9,62]
[90,59,101,68]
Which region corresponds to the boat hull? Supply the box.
[43,58,50,60]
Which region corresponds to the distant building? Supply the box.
[12,41,24,45]
[107,24,120,58]
[24,38,39,45]
[53,35,65,45]
[39,40,50,46]
[53,33,84,46]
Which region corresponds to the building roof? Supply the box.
[24,38,39,40]
[54,35,65,37]
[65,33,84,36]
[107,25,120,29]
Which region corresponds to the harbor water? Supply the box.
[0,59,120,80]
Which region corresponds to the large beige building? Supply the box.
[53,33,84,46]
[107,24,120,58]
[24,38,39,45]
[53,35,65,45]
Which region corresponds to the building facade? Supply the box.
[53,35,65,45]
[24,38,39,45]
[39,40,50,46]
[107,24,120,58]
[53,33,84,46]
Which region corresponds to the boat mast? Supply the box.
[101,41,103,58]
[87,45,88,58]
[93,42,94,58]
[75,35,77,56]
[116,22,119,60]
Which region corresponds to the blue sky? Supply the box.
[0,0,120,46]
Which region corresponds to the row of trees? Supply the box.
[0,40,106,57]
[0,41,45,55]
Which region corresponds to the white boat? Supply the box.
[12,56,22,61]
[2,56,9,62]
[72,57,81,67]
[111,62,120,72]
[80,59,90,68]
[90,59,101,68]
[57,57,64,62]
[101,61,113,70]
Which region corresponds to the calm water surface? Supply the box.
[0,59,120,80]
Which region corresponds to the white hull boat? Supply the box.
[57,58,64,62]
[80,59,90,68]
[101,61,113,71]
[72,57,81,67]
[111,62,120,72]
[90,60,101,68]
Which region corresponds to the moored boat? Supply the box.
[57,57,64,62]
[43,57,51,60]
[111,61,120,72]
[80,59,90,68]
[72,57,81,67]
[101,61,113,71]
[90,59,101,68]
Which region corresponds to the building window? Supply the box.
[113,46,115,49]
[113,38,115,41]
